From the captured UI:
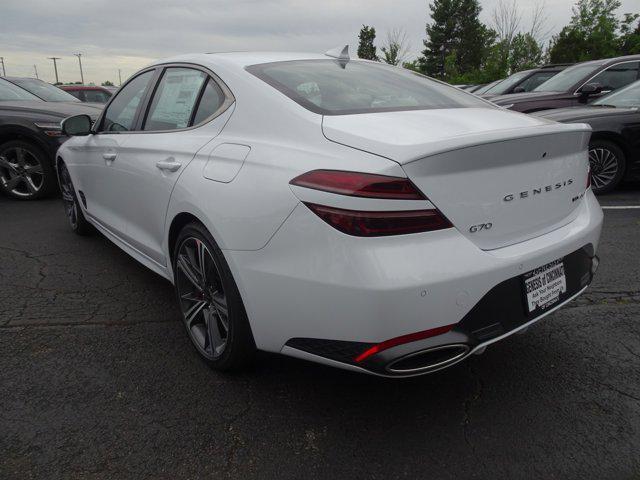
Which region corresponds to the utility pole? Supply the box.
[33,65,39,79]
[118,69,122,85]
[74,53,84,84]
[48,57,61,84]
[0,57,5,76]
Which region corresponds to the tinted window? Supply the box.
[143,68,207,131]
[10,78,80,102]
[192,79,225,125]
[101,70,154,132]
[84,89,111,103]
[517,71,558,92]
[0,78,41,101]
[534,62,604,92]
[592,79,640,108]
[589,62,639,91]
[65,89,83,100]
[483,70,532,95]
[248,60,490,115]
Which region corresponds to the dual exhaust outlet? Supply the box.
[385,344,471,375]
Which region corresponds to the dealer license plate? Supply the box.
[523,259,567,314]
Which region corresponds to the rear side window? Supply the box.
[101,70,154,132]
[192,79,225,125]
[247,60,490,115]
[143,68,207,131]
[84,89,111,103]
[65,89,83,100]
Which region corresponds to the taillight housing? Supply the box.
[291,170,452,237]
[586,165,592,190]
[290,170,426,200]
[305,203,452,237]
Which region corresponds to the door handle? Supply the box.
[156,160,182,172]
[102,152,117,161]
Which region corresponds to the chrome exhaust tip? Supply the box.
[385,344,470,375]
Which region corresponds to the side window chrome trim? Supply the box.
[135,62,235,135]
[573,60,640,95]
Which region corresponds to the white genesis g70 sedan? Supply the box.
[56,49,603,377]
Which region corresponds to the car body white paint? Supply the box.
[57,52,603,376]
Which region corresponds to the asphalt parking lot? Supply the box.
[1,186,639,480]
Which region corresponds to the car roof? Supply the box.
[59,85,109,90]
[150,51,337,70]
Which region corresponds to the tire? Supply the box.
[0,140,56,200]
[58,161,93,235]
[588,140,626,195]
[173,222,256,371]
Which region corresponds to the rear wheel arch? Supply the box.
[589,132,629,173]
[0,126,51,155]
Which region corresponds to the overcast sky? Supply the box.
[1,0,638,85]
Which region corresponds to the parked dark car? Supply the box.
[534,80,640,194]
[480,64,572,98]
[59,85,115,103]
[0,78,102,200]
[3,77,83,103]
[471,79,503,95]
[492,55,640,113]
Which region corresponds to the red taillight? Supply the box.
[305,203,452,237]
[290,170,426,200]
[355,324,457,363]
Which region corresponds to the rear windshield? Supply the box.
[247,60,491,115]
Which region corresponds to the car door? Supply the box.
[76,69,157,236]
[105,66,233,267]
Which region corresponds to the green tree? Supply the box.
[619,14,640,54]
[509,33,543,72]
[102,80,114,86]
[548,0,628,62]
[357,25,378,61]
[418,0,493,78]
[381,28,410,66]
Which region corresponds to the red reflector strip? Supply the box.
[305,203,452,237]
[355,324,457,363]
[291,170,426,200]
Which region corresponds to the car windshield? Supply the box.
[534,62,603,92]
[483,70,532,94]
[473,80,503,95]
[592,80,640,108]
[0,78,41,101]
[247,60,491,115]
[10,78,80,102]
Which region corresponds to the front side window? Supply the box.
[100,70,154,132]
[517,71,558,92]
[248,60,490,115]
[0,78,41,101]
[589,62,639,91]
[143,68,207,131]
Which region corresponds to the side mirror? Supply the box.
[579,83,603,96]
[62,114,92,136]
[513,86,525,93]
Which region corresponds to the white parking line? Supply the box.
[601,206,640,210]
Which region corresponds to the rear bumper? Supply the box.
[225,190,603,376]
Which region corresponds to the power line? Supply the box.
[48,57,61,84]
[74,53,84,84]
